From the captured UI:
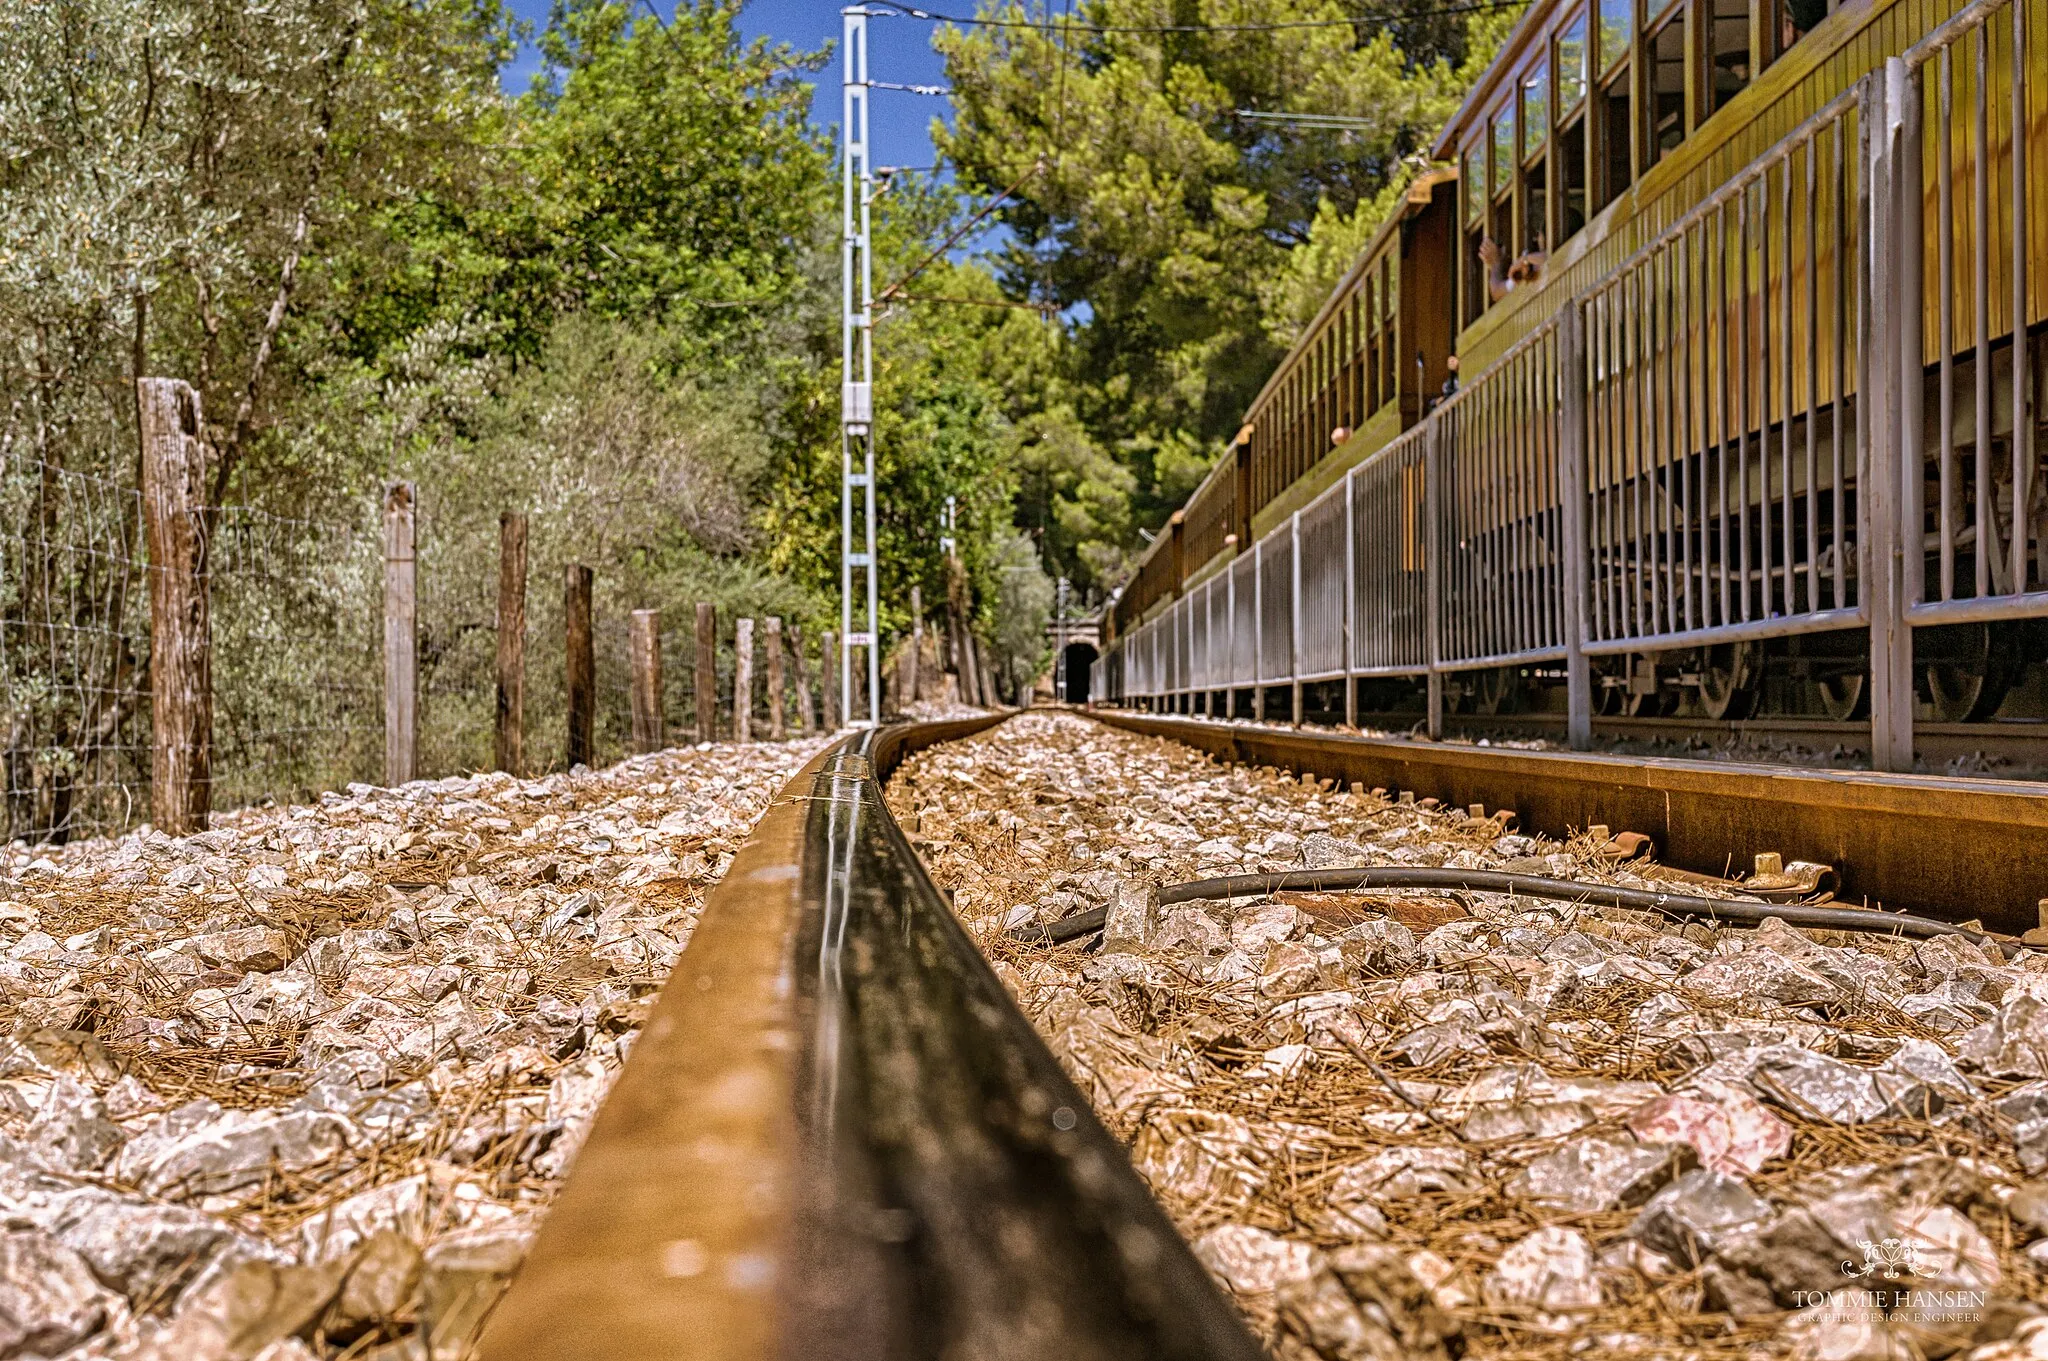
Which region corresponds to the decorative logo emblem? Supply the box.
[1843,1239,1927,1280]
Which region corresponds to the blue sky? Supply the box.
[500,1,954,171]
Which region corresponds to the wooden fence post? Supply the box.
[694,603,717,743]
[765,616,785,739]
[789,622,813,734]
[733,617,755,743]
[137,378,211,834]
[383,483,418,786]
[821,629,840,730]
[565,565,594,768]
[495,512,528,775]
[630,609,663,754]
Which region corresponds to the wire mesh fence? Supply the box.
[0,435,769,845]
[0,447,151,843]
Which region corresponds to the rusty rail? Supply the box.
[477,714,1263,1361]
[1091,710,2048,935]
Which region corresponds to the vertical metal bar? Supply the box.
[1716,201,1734,624]
[1901,60,1927,617]
[1226,558,1236,716]
[1540,329,1556,654]
[1781,155,1799,617]
[1681,229,1699,632]
[1511,352,1532,654]
[1425,416,1444,740]
[1290,511,1303,725]
[1602,290,1623,638]
[1834,115,1851,610]
[1869,65,1915,773]
[2012,0,2034,595]
[1253,538,1265,721]
[1937,49,1957,601]
[1738,184,1755,622]
[1806,133,1824,611]
[1656,254,1674,637]
[1656,248,1675,637]
[1562,306,1593,749]
[1974,20,1994,596]
[1344,469,1358,727]
[1625,272,1644,640]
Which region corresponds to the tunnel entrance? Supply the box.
[1060,641,1098,704]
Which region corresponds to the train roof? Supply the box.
[1431,0,1570,158]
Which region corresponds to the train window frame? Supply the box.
[1462,142,1489,323]
[1644,3,1688,167]
[1706,0,1751,117]
[1520,59,1550,167]
[1555,12,1590,114]
[1597,0,1634,76]
[1491,105,1517,200]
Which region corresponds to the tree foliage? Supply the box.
[936,0,1514,595]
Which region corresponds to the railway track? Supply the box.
[476,713,1264,1361]
[1365,711,2048,779]
[478,711,2048,1358]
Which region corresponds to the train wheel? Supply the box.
[1697,642,1762,720]
[1815,670,1868,721]
[1922,623,2021,722]
[1469,666,1525,715]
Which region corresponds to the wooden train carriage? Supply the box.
[1109,169,1460,638]
[1439,0,2044,376]
[1244,169,1460,538]
[1110,0,2042,717]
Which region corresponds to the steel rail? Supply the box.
[477,715,1264,1361]
[1344,709,2048,770]
[1090,710,2048,935]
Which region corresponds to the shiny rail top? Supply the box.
[476,715,1263,1361]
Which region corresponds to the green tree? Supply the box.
[935,0,1510,586]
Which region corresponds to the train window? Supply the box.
[1646,10,1686,166]
[1463,150,1483,224]
[1598,72,1633,205]
[1782,0,1831,47]
[1560,111,1588,237]
[1379,259,1397,400]
[1464,222,1487,323]
[1708,0,1750,114]
[1597,0,1633,73]
[1525,156,1549,256]
[1521,62,1549,159]
[1556,14,1589,110]
[1491,107,1516,197]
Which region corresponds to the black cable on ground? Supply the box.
[1014,866,2001,948]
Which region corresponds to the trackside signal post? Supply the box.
[841,6,881,728]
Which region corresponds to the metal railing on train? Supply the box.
[1093,0,2044,773]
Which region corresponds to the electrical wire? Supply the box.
[1013,866,2004,947]
[866,0,1533,34]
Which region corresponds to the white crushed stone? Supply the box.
[889,711,2048,1360]
[0,735,829,1358]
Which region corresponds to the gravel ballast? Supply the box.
[0,736,829,1360]
[887,711,2048,1361]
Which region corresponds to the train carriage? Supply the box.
[1100,0,2045,769]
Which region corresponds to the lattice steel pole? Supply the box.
[841,7,881,727]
